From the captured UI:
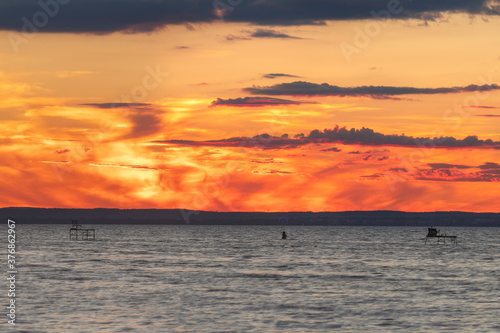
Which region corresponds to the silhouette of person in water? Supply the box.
[282,231,287,239]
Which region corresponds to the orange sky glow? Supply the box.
[0,3,499,212]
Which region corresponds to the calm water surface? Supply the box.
[4,225,500,332]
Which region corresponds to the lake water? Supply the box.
[4,225,500,332]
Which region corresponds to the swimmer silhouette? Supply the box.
[282,231,287,239]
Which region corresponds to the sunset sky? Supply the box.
[1,0,499,212]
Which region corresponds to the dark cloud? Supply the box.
[464,105,500,109]
[361,174,382,178]
[1,0,499,33]
[250,29,302,39]
[81,103,151,109]
[416,164,500,182]
[2,0,212,34]
[388,167,408,172]
[427,163,472,169]
[152,125,500,150]
[55,148,70,154]
[225,34,252,41]
[305,126,500,148]
[395,161,500,182]
[263,73,301,79]
[210,96,307,107]
[475,114,500,117]
[250,158,281,164]
[478,162,500,169]
[160,133,307,150]
[262,169,292,175]
[415,170,499,182]
[321,147,342,152]
[243,81,500,99]
[175,45,190,49]
[184,23,196,31]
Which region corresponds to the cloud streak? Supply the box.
[250,29,302,39]
[55,148,70,154]
[210,96,308,107]
[464,105,500,109]
[321,147,342,152]
[263,73,301,79]
[225,34,252,41]
[1,0,499,34]
[89,163,159,170]
[243,81,500,99]
[427,163,471,169]
[80,103,152,109]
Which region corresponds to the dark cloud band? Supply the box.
[153,125,500,149]
[244,81,500,98]
[1,0,499,34]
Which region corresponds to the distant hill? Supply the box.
[2,207,500,227]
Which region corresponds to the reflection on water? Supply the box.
[7,225,500,332]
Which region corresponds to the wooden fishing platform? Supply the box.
[425,227,457,245]
[69,220,95,241]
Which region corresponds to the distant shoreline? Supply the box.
[2,207,499,227]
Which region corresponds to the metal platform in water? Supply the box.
[69,220,95,241]
[425,227,457,245]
